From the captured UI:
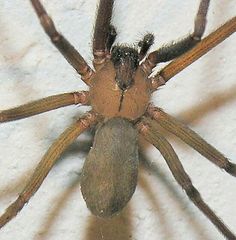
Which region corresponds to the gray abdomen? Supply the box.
[80,117,139,218]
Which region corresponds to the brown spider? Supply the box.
[0,0,236,239]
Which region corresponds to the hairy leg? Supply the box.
[148,16,236,91]
[0,112,98,228]
[30,0,94,85]
[106,25,117,53]
[147,105,236,177]
[138,33,154,61]
[142,0,210,73]
[0,91,89,122]
[92,0,115,69]
[137,117,236,239]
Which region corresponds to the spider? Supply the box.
[0,0,236,239]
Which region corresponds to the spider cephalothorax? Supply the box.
[0,0,236,239]
[90,44,151,120]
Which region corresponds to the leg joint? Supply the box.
[40,14,60,41]
[224,161,236,177]
[0,111,6,122]
[185,185,201,201]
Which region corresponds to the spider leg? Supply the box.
[148,16,236,91]
[137,118,236,239]
[138,33,155,61]
[0,91,89,123]
[106,25,117,53]
[147,105,236,177]
[93,0,115,69]
[142,0,210,73]
[30,0,94,86]
[0,112,98,229]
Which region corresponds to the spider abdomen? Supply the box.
[80,117,139,218]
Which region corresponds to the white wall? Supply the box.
[0,1,236,239]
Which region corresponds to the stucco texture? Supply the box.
[0,1,236,239]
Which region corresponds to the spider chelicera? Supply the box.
[0,0,236,239]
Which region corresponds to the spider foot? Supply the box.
[225,161,236,177]
[0,112,7,122]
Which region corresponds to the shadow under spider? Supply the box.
[139,151,214,240]
[42,74,236,238]
[0,79,235,240]
[176,84,236,126]
[84,207,133,240]
[32,138,215,239]
[0,78,235,239]
[32,135,134,240]
[1,3,236,239]
[175,1,235,127]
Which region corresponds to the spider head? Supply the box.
[111,45,139,91]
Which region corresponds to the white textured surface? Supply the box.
[0,1,236,240]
